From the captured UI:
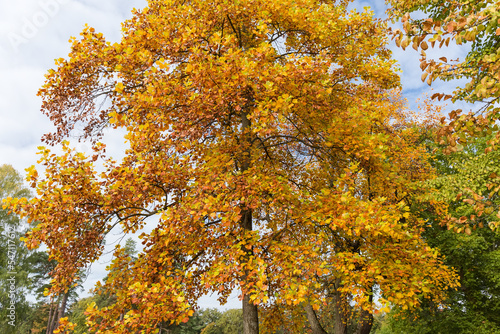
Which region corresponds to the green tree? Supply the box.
[202,309,242,334]
[375,227,500,334]
[0,164,34,333]
[372,136,500,333]
[217,309,243,334]
[199,308,223,328]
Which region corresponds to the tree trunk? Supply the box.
[354,291,373,334]
[46,291,69,334]
[240,111,259,334]
[45,302,56,334]
[353,309,373,334]
[304,303,328,334]
[243,293,259,334]
[332,279,348,334]
[240,208,259,334]
[57,291,69,321]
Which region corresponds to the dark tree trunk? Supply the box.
[46,291,70,334]
[304,303,328,334]
[240,111,259,334]
[240,208,259,334]
[354,292,373,334]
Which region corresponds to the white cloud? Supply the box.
[0,0,146,172]
[0,0,149,307]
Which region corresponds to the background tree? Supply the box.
[165,308,224,334]
[10,0,458,333]
[372,133,500,334]
[387,0,500,227]
[0,164,33,333]
[200,309,242,334]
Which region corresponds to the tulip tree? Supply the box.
[9,0,458,333]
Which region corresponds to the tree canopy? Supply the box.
[7,0,461,333]
[387,0,500,227]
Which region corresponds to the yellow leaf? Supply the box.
[115,82,124,93]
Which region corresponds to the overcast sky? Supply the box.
[0,0,469,310]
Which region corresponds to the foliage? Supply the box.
[68,238,137,333]
[387,0,500,140]
[169,308,220,334]
[424,135,500,230]
[8,0,460,333]
[386,0,500,226]
[199,308,223,327]
[200,309,243,334]
[69,296,99,334]
[372,136,500,334]
[213,309,243,334]
[375,227,500,334]
[29,302,56,334]
[1,165,86,334]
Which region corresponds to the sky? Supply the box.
[0,0,471,310]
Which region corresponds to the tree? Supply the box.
[10,0,458,333]
[387,0,500,139]
[165,308,223,334]
[200,309,242,334]
[372,135,500,334]
[215,309,243,334]
[0,164,33,333]
[386,0,500,225]
[257,96,459,334]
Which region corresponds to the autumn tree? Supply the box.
[386,0,500,226]
[9,0,458,333]
[257,94,458,334]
